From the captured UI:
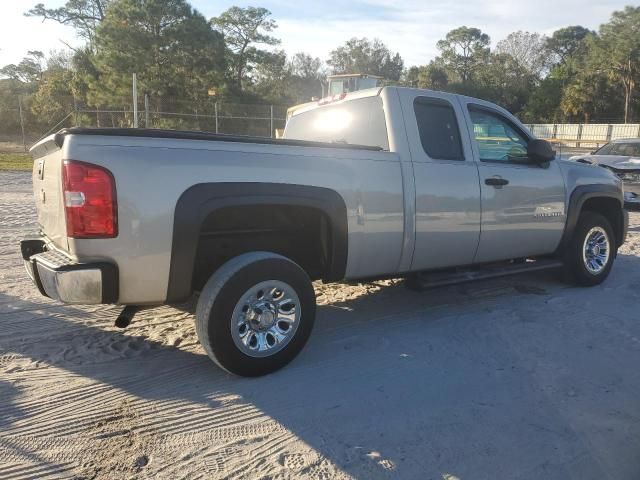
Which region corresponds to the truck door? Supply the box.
[398,90,482,271]
[459,100,566,263]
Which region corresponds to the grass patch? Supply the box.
[0,153,33,171]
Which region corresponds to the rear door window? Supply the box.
[413,97,464,160]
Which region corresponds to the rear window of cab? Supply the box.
[284,96,389,150]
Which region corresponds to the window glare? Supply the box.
[312,109,353,133]
[284,97,389,149]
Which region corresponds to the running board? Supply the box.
[406,259,564,291]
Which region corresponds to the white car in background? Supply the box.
[569,138,640,208]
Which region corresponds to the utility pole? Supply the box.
[215,102,219,134]
[132,73,139,128]
[18,96,27,152]
[73,97,79,126]
[270,105,274,138]
[144,94,149,128]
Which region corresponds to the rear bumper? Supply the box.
[20,238,118,304]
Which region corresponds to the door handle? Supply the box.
[485,177,509,186]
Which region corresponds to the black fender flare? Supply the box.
[558,184,627,251]
[166,183,348,303]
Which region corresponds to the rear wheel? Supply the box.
[196,252,316,376]
[563,212,616,286]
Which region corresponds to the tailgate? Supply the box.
[30,136,67,250]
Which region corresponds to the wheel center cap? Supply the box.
[259,310,275,328]
[250,303,276,329]
[592,245,600,256]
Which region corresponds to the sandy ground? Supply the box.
[1,170,640,480]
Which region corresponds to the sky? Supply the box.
[0,0,631,69]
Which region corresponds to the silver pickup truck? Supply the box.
[21,87,628,376]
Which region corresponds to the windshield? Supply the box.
[595,142,640,156]
[594,143,613,155]
[284,96,389,150]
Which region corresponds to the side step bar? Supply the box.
[406,258,564,291]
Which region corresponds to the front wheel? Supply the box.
[196,252,316,377]
[563,211,616,286]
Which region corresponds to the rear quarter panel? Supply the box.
[64,135,404,304]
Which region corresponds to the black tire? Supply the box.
[195,252,316,377]
[563,211,616,286]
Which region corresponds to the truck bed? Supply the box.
[28,123,400,304]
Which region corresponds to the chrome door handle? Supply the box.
[485,177,509,186]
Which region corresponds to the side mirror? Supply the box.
[528,139,555,163]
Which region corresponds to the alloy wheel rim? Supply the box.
[582,226,610,275]
[230,280,301,357]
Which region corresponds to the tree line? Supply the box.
[406,13,639,124]
[1,0,638,137]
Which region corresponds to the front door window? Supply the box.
[469,108,528,163]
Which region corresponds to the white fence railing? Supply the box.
[526,123,640,147]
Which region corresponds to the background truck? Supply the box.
[284,73,383,125]
[21,86,627,376]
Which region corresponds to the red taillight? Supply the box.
[62,160,117,238]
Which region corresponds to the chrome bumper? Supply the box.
[20,238,118,304]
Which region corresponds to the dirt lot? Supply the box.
[1,170,640,480]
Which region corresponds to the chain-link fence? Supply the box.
[4,92,640,154]
[0,95,288,153]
